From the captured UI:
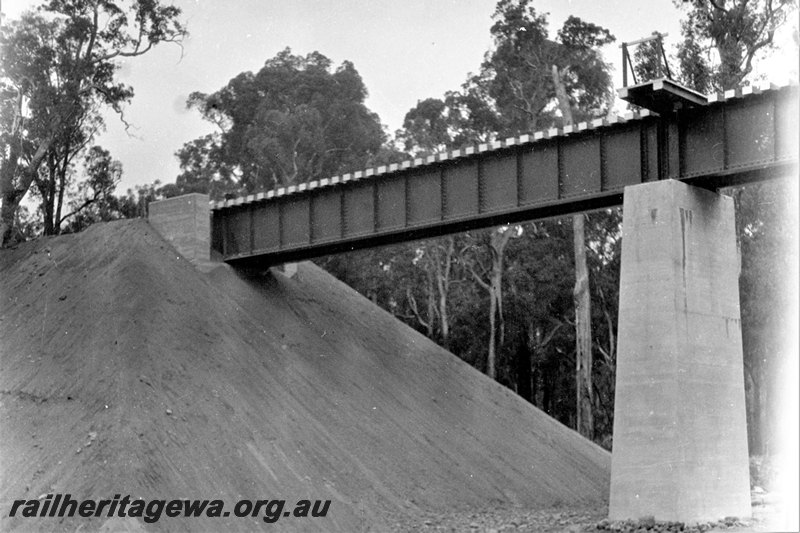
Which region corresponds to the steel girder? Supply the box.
[211,83,797,267]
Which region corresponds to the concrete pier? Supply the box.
[148,193,210,263]
[609,180,751,523]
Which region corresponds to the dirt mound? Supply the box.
[0,219,609,531]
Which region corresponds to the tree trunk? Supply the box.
[487,279,498,379]
[0,93,26,247]
[486,227,514,380]
[542,371,553,416]
[551,65,573,127]
[1,163,42,247]
[55,178,66,234]
[41,155,57,236]
[0,121,55,247]
[552,64,594,440]
[0,191,22,246]
[573,213,594,440]
[54,150,71,235]
[435,237,455,349]
[472,228,515,380]
[426,237,456,349]
[425,268,436,338]
[716,35,746,89]
[745,363,763,455]
[760,357,772,455]
[516,341,532,402]
[438,285,450,348]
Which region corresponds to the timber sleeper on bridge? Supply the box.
[210,80,797,267]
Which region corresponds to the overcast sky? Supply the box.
[4,0,798,193]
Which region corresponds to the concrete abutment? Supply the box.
[148,193,210,264]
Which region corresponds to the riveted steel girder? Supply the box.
[212,84,797,267]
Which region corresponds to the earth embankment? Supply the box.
[0,219,610,531]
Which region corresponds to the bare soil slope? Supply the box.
[0,219,609,532]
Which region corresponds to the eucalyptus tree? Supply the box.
[469,2,615,430]
[676,0,796,91]
[178,49,385,196]
[0,0,186,245]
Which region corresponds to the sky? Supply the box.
[3,0,798,193]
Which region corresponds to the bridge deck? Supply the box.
[211,82,797,267]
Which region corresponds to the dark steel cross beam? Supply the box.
[212,83,797,267]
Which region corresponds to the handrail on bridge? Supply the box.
[621,32,672,87]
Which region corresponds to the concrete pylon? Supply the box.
[609,180,751,523]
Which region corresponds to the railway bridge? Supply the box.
[150,78,798,524]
